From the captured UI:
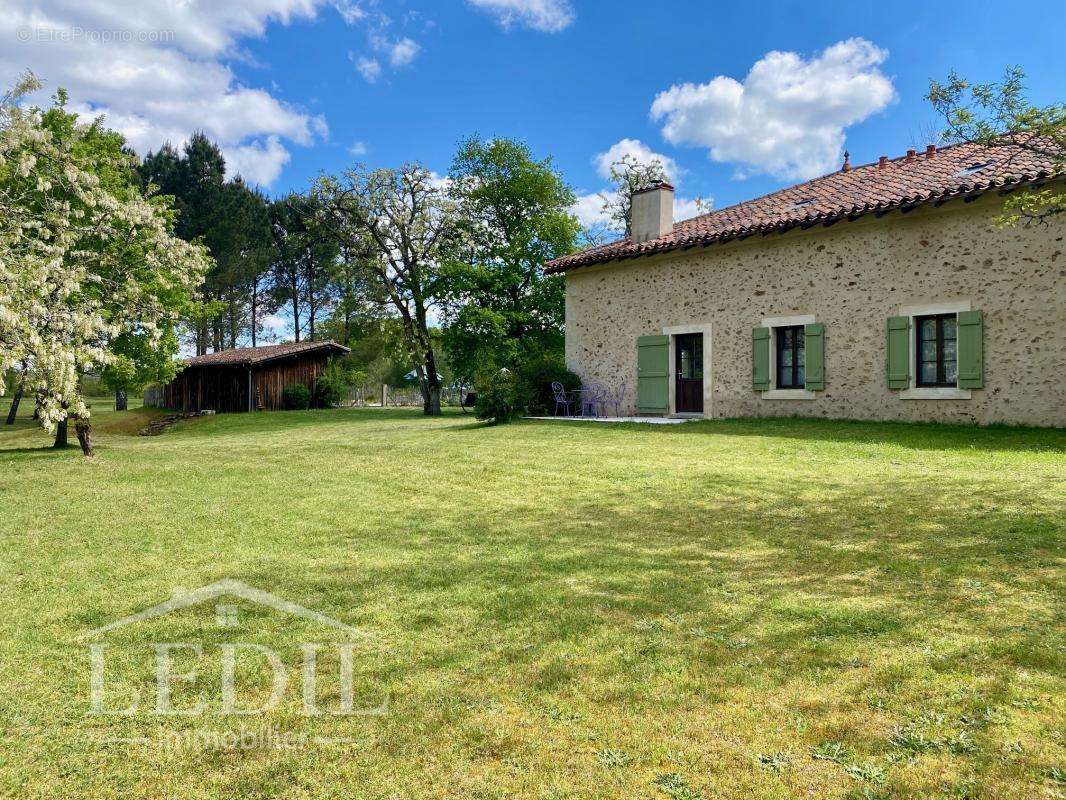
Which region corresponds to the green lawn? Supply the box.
[0,402,1063,799]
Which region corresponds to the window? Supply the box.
[954,161,992,177]
[775,326,805,389]
[915,313,958,387]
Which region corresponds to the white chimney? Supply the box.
[630,181,675,242]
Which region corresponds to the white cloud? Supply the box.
[467,0,574,33]
[348,140,368,156]
[357,34,421,79]
[332,0,367,24]
[572,138,708,235]
[388,37,420,67]
[262,313,287,331]
[355,55,382,83]
[650,38,896,180]
[593,138,683,184]
[672,196,707,223]
[1,0,344,186]
[224,136,291,186]
[570,191,609,229]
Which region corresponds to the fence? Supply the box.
[143,386,164,408]
[381,386,465,407]
[144,383,464,410]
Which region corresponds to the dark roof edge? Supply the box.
[250,342,350,366]
[182,341,350,368]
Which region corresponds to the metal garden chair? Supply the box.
[606,382,626,416]
[551,382,574,416]
[579,382,607,417]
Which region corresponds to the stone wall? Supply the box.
[564,193,1065,427]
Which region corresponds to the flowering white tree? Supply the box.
[0,75,210,454]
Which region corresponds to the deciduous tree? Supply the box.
[442,136,580,382]
[311,164,456,415]
[928,66,1064,227]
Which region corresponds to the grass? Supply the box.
[0,400,1063,799]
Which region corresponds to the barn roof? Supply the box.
[546,137,1061,273]
[182,340,349,368]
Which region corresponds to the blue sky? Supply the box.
[251,0,1064,216]
[3,0,1063,225]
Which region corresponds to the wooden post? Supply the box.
[381,384,388,407]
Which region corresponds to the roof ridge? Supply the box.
[675,140,983,231]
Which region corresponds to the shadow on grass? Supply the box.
[221,459,1062,709]
[0,445,74,459]
[522,415,1066,454]
[153,406,460,439]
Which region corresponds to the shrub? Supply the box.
[314,359,364,408]
[516,354,581,416]
[474,368,521,423]
[281,383,311,410]
[313,374,344,408]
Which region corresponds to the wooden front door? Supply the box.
[675,333,703,413]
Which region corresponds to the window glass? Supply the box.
[678,336,702,379]
[775,325,806,389]
[915,313,959,388]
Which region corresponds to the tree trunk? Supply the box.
[74,418,94,457]
[424,382,441,416]
[5,377,24,424]
[422,348,442,416]
[291,276,301,342]
[53,418,69,448]
[115,390,128,411]
[250,282,259,347]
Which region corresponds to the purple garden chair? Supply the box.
[606,382,626,417]
[551,381,574,416]
[579,381,607,417]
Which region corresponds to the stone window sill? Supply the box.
[761,389,816,401]
[899,387,972,400]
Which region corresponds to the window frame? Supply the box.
[897,300,972,401]
[759,314,816,401]
[914,313,958,388]
[775,325,806,389]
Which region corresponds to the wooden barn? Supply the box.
[160,341,350,413]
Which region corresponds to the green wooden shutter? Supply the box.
[957,310,984,389]
[752,327,770,391]
[804,323,825,390]
[637,335,670,414]
[886,316,911,389]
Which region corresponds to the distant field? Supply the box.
[0,401,1062,799]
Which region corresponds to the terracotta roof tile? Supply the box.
[182,340,349,368]
[547,138,1061,273]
